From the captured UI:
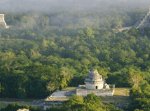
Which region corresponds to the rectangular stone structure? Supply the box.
[0,14,4,23]
[76,85,115,96]
[0,14,9,28]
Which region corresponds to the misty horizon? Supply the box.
[0,0,150,13]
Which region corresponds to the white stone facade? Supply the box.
[0,14,9,28]
[85,83,104,89]
[84,69,106,89]
[0,14,4,22]
[17,109,29,111]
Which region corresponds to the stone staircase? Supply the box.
[134,11,150,29]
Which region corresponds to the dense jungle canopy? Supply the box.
[0,4,150,110]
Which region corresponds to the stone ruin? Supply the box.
[0,14,9,28]
[76,69,115,96]
[118,6,150,31]
[29,69,115,110]
[133,6,150,29]
[17,109,29,111]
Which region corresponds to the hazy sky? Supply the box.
[0,0,150,12]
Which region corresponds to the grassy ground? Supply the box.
[0,98,35,102]
[0,98,36,109]
[100,88,131,103]
[62,87,76,91]
[0,104,8,109]
[114,88,130,96]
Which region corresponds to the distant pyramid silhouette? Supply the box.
[133,6,150,29]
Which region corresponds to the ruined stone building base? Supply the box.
[76,85,115,96]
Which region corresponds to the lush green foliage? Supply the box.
[0,11,150,100]
[127,73,150,111]
[47,93,122,111]
[0,103,41,111]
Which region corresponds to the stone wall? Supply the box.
[76,88,114,96]
[85,83,104,89]
[43,101,64,110]
[76,84,115,96]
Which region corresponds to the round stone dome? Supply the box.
[84,69,104,89]
[84,69,102,83]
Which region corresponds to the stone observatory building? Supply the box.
[84,69,108,89]
[76,69,115,96]
[30,69,115,110]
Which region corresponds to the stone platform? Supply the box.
[76,85,115,96]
